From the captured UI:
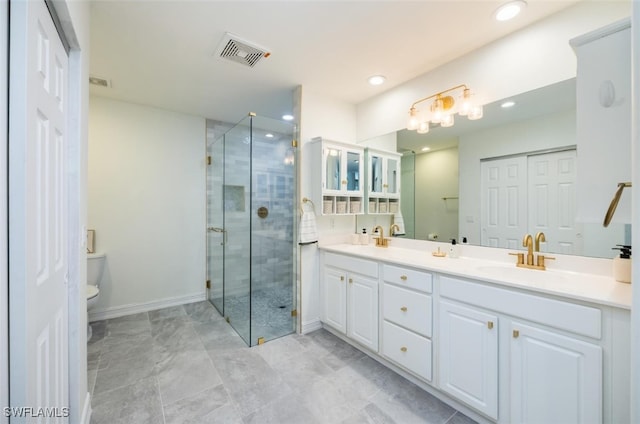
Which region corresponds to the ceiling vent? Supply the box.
[89,75,111,88]
[215,33,270,68]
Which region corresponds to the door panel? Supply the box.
[347,274,378,351]
[9,0,69,413]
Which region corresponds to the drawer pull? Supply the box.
[400,346,407,352]
[400,275,408,281]
[348,278,353,284]
[400,306,408,312]
[487,321,494,330]
[340,276,344,282]
[513,329,520,338]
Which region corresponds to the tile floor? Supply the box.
[88,301,477,424]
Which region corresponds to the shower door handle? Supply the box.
[207,227,227,245]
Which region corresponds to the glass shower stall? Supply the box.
[206,114,297,346]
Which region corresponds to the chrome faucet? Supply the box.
[373,225,388,247]
[390,224,401,236]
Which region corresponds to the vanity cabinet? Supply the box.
[365,148,401,214]
[439,275,604,424]
[308,137,364,215]
[321,253,378,352]
[571,19,631,223]
[439,300,499,419]
[381,264,433,381]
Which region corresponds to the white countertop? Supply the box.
[320,243,632,310]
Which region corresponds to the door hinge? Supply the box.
[206,279,211,289]
[292,139,298,148]
[291,309,298,317]
[207,156,212,165]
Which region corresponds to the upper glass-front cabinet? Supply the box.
[366,148,401,214]
[308,137,364,215]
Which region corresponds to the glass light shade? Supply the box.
[417,121,430,134]
[431,99,443,124]
[441,114,454,127]
[407,108,419,131]
[468,104,484,120]
[458,89,472,116]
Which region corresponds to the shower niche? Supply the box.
[206,114,297,346]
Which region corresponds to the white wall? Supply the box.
[88,96,206,318]
[414,147,459,242]
[356,1,631,141]
[298,87,357,332]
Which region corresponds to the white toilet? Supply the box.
[87,253,106,341]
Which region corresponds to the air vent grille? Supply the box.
[216,33,270,68]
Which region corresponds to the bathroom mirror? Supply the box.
[357,78,630,259]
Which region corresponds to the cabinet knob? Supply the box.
[400,347,407,352]
[400,275,408,281]
[513,329,520,338]
[400,306,408,312]
[487,321,494,330]
[340,276,344,282]
[348,278,353,284]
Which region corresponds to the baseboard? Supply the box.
[89,292,207,322]
[80,392,91,424]
[301,317,322,334]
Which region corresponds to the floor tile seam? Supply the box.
[153,375,168,424]
[161,382,231,420]
[442,411,460,424]
[235,387,294,421]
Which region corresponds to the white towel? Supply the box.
[393,211,406,236]
[299,208,319,244]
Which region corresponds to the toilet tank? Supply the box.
[87,253,106,286]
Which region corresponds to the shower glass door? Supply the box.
[206,114,297,347]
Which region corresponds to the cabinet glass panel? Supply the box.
[387,158,398,194]
[371,155,383,193]
[325,148,341,191]
[346,151,360,191]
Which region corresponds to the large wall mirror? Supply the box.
[357,78,630,259]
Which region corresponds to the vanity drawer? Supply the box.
[383,264,433,293]
[383,321,432,381]
[383,283,432,337]
[324,252,378,278]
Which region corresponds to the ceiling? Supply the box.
[89,0,583,125]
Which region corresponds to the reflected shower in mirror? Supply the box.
[357,78,630,259]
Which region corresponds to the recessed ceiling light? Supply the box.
[501,101,516,108]
[265,133,274,138]
[421,147,431,152]
[282,114,294,121]
[495,0,526,21]
[368,75,386,86]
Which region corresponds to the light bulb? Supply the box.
[407,107,419,131]
[417,121,430,134]
[441,114,455,127]
[495,0,526,21]
[468,104,484,120]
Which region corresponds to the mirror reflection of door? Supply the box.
[481,148,582,255]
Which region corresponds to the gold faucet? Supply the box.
[373,225,388,247]
[390,224,401,236]
[523,234,534,266]
[510,232,555,270]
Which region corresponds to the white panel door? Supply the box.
[438,300,499,419]
[8,0,69,415]
[322,267,347,334]
[347,273,378,352]
[510,321,602,424]
[481,156,527,249]
[528,150,583,255]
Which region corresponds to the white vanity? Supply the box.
[318,241,631,424]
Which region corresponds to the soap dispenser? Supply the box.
[612,245,631,284]
[360,228,370,245]
[449,238,459,259]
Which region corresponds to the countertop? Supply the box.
[320,243,632,310]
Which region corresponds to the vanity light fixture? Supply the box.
[494,0,526,22]
[407,84,483,133]
[368,75,386,86]
[501,100,516,108]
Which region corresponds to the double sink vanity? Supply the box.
[318,235,631,424]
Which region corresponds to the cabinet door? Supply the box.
[369,153,384,194]
[323,145,343,193]
[322,267,346,334]
[345,148,363,194]
[347,273,378,351]
[386,157,399,196]
[510,322,602,424]
[439,300,498,419]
